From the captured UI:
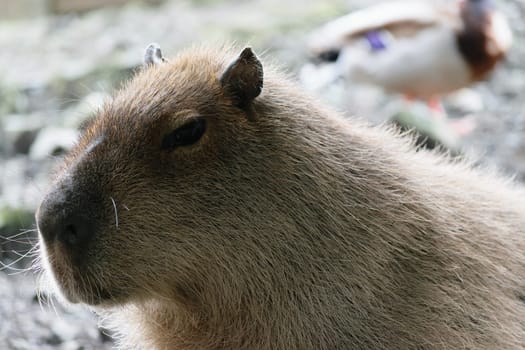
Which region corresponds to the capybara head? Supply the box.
[36,45,318,307]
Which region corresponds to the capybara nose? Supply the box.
[37,192,93,251]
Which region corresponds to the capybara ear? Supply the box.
[220,47,263,110]
[143,43,167,67]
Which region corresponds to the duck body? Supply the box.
[308,0,512,99]
[338,24,471,99]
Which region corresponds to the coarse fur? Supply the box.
[37,45,525,349]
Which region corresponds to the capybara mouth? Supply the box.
[39,236,121,306]
[49,260,121,306]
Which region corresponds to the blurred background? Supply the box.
[0,0,524,348]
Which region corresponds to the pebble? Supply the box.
[445,88,485,114]
[29,127,79,160]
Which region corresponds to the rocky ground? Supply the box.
[1,0,524,348]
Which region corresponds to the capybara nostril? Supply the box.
[63,224,78,245]
[59,219,92,249]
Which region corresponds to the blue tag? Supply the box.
[365,30,387,51]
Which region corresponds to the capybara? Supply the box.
[36,44,525,349]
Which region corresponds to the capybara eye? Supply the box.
[161,118,206,151]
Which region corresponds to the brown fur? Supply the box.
[38,45,525,350]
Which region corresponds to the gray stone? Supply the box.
[29,127,79,160]
[3,113,49,157]
[13,130,40,155]
[445,88,485,114]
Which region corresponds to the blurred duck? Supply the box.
[307,0,512,126]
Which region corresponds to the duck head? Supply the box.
[457,0,512,80]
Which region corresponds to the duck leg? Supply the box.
[426,96,445,118]
[402,94,445,118]
[402,94,476,137]
[426,96,476,136]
